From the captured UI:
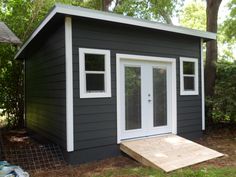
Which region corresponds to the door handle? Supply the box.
[148,99,152,102]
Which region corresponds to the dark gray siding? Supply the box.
[72,16,202,157]
[25,21,66,148]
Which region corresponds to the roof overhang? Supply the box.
[0,22,21,45]
[15,4,216,59]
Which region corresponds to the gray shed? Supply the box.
[15,4,216,164]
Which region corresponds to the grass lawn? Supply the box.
[92,166,236,177]
[30,126,236,177]
[30,159,236,177]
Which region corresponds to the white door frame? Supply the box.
[116,53,177,143]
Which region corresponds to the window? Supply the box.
[180,57,199,95]
[79,48,111,98]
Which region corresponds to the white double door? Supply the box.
[120,59,172,140]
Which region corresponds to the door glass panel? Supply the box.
[125,67,141,130]
[153,67,167,127]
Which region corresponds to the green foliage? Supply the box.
[217,0,236,61]
[222,0,236,43]
[0,45,23,128]
[0,0,186,129]
[179,0,206,31]
[207,60,236,124]
[0,0,83,128]
[115,0,184,24]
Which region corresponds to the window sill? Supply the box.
[180,91,199,96]
[80,92,112,98]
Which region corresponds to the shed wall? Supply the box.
[25,21,67,148]
[71,17,202,162]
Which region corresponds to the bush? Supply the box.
[0,45,24,128]
[207,60,236,123]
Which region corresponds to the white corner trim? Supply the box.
[180,57,199,96]
[79,48,111,98]
[15,4,216,59]
[116,53,177,143]
[171,60,177,134]
[65,17,74,152]
[201,39,205,130]
[116,56,121,144]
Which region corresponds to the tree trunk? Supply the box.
[205,0,222,97]
[101,0,113,11]
[205,0,222,125]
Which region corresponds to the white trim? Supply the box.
[15,4,216,59]
[79,48,111,98]
[116,57,121,143]
[180,57,199,95]
[171,61,177,134]
[201,39,205,130]
[65,17,74,152]
[117,54,175,63]
[116,53,177,143]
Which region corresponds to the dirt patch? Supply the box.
[2,126,236,176]
[1,129,39,147]
[32,156,140,177]
[193,125,236,168]
[1,129,66,171]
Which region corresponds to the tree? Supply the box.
[0,0,185,128]
[223,0,236,43]
[205,0,222,98]
[0,0,83,128]
[220,0,236,61]
[179,0,206,31]
[114,0,184,24]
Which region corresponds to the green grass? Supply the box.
[93,166,236,177]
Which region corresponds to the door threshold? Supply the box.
[120,132,173,142]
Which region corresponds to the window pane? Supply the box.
[86,74,104,92]
[184,76,195,90]
[85,54,105,71]
[125,67,141,130]
[183,61,195,74]
[153,68,167,127]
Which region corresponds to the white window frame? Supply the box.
[79,48,111,98]
[180,57,199,95]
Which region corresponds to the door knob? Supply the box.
[148,99,152,102]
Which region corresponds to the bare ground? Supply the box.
[1,125,236,177]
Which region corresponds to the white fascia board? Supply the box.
[15,4,216,59]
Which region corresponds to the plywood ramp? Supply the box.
[120,134,224,172]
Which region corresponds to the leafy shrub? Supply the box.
[0,45,24,128]
[207,60,236,123]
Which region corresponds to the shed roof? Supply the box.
[15,4,216,59]
[0,22,21,45]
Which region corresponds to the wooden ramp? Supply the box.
[120,134,224,172]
